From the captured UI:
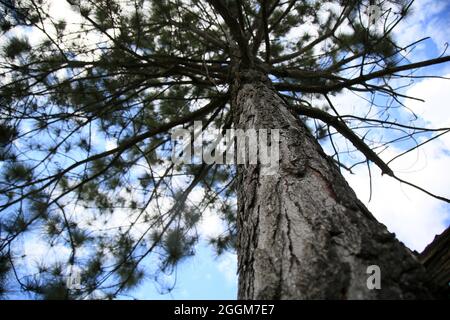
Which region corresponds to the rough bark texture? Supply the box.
[418,226,450,298]
[233,71,433,299]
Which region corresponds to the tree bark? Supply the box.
[418,226,450,298]
[233,71,433,299]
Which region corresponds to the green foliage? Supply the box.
[2,162,33,182]
[71,228,91,247]
[116,260,145,289]
[3,36,31,59]
[161,228,196,269]
[0,123,18,146]
[0,254,11,297]
[209,234,235,255]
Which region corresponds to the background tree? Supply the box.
[0,0,449,299]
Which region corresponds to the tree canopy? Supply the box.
[0,0,449,299]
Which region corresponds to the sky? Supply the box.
[2,0,450,300]
[339,0,450,252]
[139,0,450,300]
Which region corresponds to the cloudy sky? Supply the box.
[341,0,450,252]
[3,0,450,300]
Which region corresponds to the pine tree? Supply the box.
[0,0,449,299]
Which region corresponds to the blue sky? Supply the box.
[131,241,237,300]
[2,0,450,300]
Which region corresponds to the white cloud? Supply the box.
[20,232,72,275]
[340,74,450,252]
[216,252,237,287]
[403,73,450,148]
[192,187,227,239]
[198,209,226,239]
[344,141,449,252]
[395,0,450,58]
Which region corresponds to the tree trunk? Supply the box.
[418,226,450,298]
[233,71,433,299]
